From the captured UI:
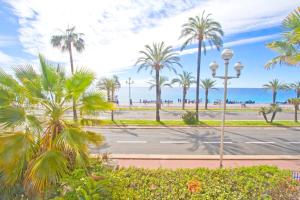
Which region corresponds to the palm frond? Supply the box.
[24,150,68,195]
[0,132,34,185]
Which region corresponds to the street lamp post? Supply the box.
[126,77,134,108]
[209,48,244,168]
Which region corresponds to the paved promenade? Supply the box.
[100,109,296,120]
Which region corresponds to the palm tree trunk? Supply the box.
[205,89,208,110]
[195,39,202,121]
[68,45,78,122]
[111,90,114,121]
[270,111,277,123]
[262,113,269,123]
[159,87,162,109]
[155,70,160,121]
[295,105,298,122]
[68,45,74,74]
[297,91,299,111]
[272,91,277,104]
[182,88,186,110]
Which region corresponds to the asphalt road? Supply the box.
[87,127,300,155]
[100,110,295,120]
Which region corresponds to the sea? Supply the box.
[115,87,296,104]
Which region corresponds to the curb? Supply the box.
[91,154,300,160]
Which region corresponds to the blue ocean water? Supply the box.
[116,87,296,104]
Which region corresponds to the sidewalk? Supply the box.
[106,154,300,170]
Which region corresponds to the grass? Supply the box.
[81,118,300,127]
[117,107,294,112]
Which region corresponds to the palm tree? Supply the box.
[0,55,111,198]
[201,78,216,110]
[270,104,282,123]
[110,75,121,121]
[289,81,300,98]
[97,77,112,101]
[258,107,272,123]
[180,10,223,120]
[288,98,300,122]
[136,42,181,121]
[97,76,120,121]
[148,76,172,109]
[51,26,85,121]
[265,7,300,68]
[263,79,287,104]
[171,71,196,109]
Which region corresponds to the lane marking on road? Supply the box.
[245,141,275,144]
[160,141,190,144]
[287,142,300,144]
[117,140,147,144]
[203,141,233,144]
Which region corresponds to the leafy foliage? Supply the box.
[265,7,300,68]
[53,165,299,200]
[182,111,198,124]
[0,55,110,198]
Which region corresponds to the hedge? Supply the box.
[52,164,300,200]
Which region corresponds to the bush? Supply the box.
[182,111,198,124]
[52,165,299,200]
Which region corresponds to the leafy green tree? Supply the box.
[265,7,300,68]
[201,78,216,110]
[136,42,181,121]
[288,98,300,122]
[263,79,287,104]
[51,26,85,121]
[0,55,111,198]
[172,71,196,110]
[180,10,223,120]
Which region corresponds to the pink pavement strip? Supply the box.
[115,159,300,170]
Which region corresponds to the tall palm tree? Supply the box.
[51,26,85,121]
[265,7,300,68]
[288,98,300,122]
[263,79,287,104]
[180,10,223,120]
[201,78,216,110]
[0,55,111,198]
[171,71,196,110]
[97,76,120,121]
[136,42,181,121]
[289,81,300,98]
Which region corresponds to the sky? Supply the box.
[0,0,299,88]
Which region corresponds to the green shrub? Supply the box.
[52,165,299,200]
[182,111,198,124]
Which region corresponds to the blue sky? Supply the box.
[0,0,299,88]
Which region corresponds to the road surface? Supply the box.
[87,127,300,155]
[100,110,296,120]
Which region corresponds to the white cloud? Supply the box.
[0,51,13,64]
[0,35,17,47]
[180,33,281,56]
[0,50,28,73]
[4,0,298,76]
